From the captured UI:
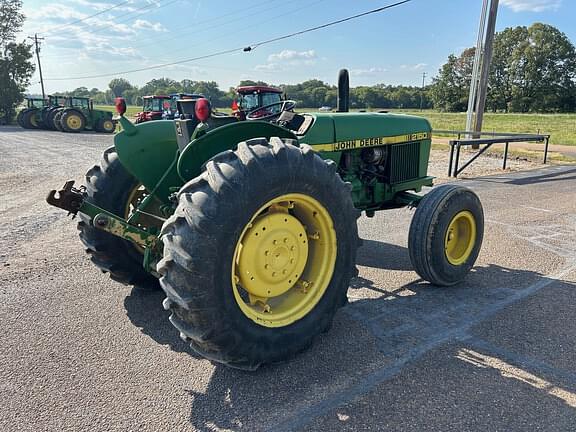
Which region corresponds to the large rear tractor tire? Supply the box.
[54,111,65,132]
[408,184,484,286]
[46,108,63,131]
[16,109,28,127]
[61,110,86,133]
[158,137,360,369]
[78,147,160,289]
[21,110,39,129]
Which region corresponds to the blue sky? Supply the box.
[20,0,575,93]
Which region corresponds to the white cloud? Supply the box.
[268,49,316,62]
[400,63,427,71]
[256,49,317,73]
[133,19,167,32]
[350,67,387,76]
[501,0,562,12]
[254,63,282,72]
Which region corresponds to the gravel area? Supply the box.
[1,126,575,432]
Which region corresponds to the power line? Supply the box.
[44,0,413,81]
[247,0,412,50]
[72,0,180,37]
[40,0,286,59]
[40,0,132,36]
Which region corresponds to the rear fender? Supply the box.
[114,117,181,204]
[177,121,297,181]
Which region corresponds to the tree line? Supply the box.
[50,23,576,114]
[431,23,576,113]
[2,0,574,125]
[58,77,432,110]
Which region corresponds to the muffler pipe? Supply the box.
[337,69,349,112]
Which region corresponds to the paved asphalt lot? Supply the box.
[1,126,575,431]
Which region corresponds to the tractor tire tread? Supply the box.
[77,146,159,289]
[408,184,484,286]
[158,138,360,370]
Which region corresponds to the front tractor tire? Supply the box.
[408,184,484,286]
[78,147,159,289]
[158,138,360,369]
[96,118,116,133]
[61,110,86,133]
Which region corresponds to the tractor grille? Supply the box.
[389,141,420,184]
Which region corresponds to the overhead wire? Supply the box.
[39,0,283,59]
[44,0,413,81]
[39,0,133,36]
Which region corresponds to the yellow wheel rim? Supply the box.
[103,120,114,132]
[232,193,337,328]
[444,210,477,266]
[66,114,82,130]
[30,116,38,127]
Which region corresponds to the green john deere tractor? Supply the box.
[16,97,46,127]
[55,97,116,133]
[20,95,66,129]
[47,70,484,370]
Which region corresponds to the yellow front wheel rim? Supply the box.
[232,193,337,328]
[66,115,82,129]
[445,210,477,265]
[103,120,114,131]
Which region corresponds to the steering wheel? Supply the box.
[246,100,296,121]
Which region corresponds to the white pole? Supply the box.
[465,0,489,136]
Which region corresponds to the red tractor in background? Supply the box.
[135,95,171,124]
[232,85,287,120]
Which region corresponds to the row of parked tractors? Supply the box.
[134,87,285,124]
[17,95,116,133]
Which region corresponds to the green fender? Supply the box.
[177,121,297,181]
[114,118,181,204]
[114,118,297,204]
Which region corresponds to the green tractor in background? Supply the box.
[47,69,484,370]
[55,97,116,133]
[16,97,46,128]
[19,95,66,129]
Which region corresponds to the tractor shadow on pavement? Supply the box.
[355,239,413,271]
[184,263,575,431]
[123,286,199,356]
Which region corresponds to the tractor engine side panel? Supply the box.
[302,113,432,211]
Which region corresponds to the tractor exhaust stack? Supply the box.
[337,69,349,112]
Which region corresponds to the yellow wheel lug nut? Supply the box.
[282,269,287,275]
[272,272,277,277]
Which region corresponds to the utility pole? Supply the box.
[419,72,426,111]
[465,0,489,135]
[473,0,499,135]
[27,34,46,99]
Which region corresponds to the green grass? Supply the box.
[373,109,575,146]
[95,104,141,118]
[95,104,576,146]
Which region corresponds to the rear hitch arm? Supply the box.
[46,180,86,216]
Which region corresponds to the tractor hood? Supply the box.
[300,112,432,153]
